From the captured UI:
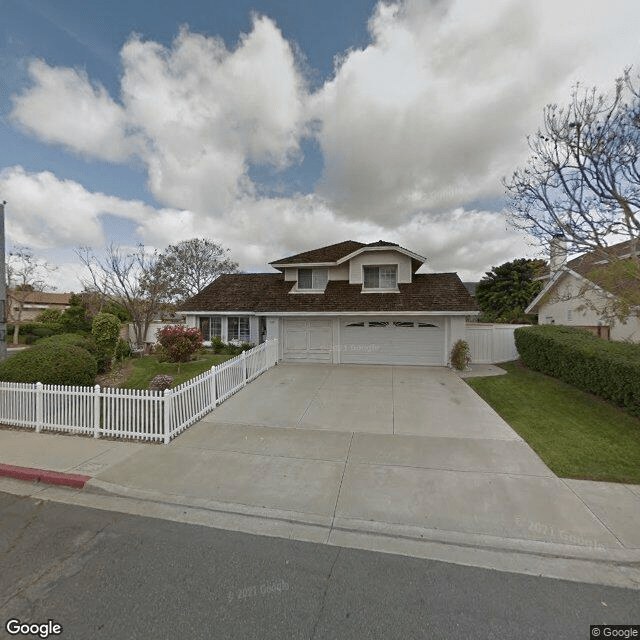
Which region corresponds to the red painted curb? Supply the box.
[0,464,90,488]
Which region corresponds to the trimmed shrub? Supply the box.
[514,325,640,416]
[211,337,224,354]
[36,309,63,324]
[114,338,131,361]
[450,339,471,370]
[156,325,203,362]
[0,343,97,386]
[24,324,64,344]
[36,333,90,348]
[91,313,121,366]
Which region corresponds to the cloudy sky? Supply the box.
[2,0,640,291]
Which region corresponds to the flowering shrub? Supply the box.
[149,374,174,391]
[156,325,203,362]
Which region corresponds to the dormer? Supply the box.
[270,240,426,293]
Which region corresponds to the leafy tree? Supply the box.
[77,244,179,346]
[476,258,546,322]
[153,238,239,302]
[504,70,639,319]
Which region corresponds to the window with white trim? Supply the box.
[199,316,221,341]
[228,316,250,342]
[363,265,397,289]
[298,268,328,290]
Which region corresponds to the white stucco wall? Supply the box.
[537,273,640,342]
[348,251,413,284]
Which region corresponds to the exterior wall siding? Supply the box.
[348,251,413,284]
[537,274,640,342]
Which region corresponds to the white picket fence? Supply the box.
[0,339,279,444]
[464,323,528,364]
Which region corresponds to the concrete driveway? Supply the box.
[88,362,640,590]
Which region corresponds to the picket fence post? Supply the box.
[210,365,218,408]
[93,384,101,438]
[241,351,247,387]
[35,382,43,433]
[163,388,172,444]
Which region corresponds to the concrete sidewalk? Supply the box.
[1,423,639,591]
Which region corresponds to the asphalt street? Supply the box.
[0,492,638,640]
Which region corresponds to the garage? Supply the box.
[341,317,445,366]
[283,318,333,362]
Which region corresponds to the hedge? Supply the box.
[514,325,640,416]
[0,343,97,386]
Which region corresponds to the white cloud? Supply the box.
[0,166,187,250]
[11,15,308,214]
[7,1,640,283]
[11,60,135,162]
[311,0,640,223]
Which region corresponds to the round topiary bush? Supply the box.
[0,344,98,386]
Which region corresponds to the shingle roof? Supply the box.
[179,273,478,313]
[8,290,72,306]
[565,239,638,296]
[270,241,366,266]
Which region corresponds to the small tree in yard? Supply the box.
[156,326,203,362]
[91,312,121,366]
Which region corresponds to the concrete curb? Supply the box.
[84,478,640,568]
[0,463,90,488]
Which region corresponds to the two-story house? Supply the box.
[179,240,478,366]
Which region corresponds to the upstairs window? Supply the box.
[363,265,397,289]
[298,268,328,290]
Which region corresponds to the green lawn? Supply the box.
[120,351,234,389]
[466,361,640,484]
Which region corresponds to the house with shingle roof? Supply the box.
[7,289,72,322]
[525,238,640,342]
[180,240,478,365]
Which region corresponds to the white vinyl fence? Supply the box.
[0,339,278,444]
[464,323,528,364]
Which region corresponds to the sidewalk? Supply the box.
[1,425,639,591]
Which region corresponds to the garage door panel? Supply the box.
[284,319,333,362]
[342,318,444,366]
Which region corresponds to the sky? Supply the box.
[2,0,640,292]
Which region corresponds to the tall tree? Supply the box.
[154,238,239,302]
[77,244,178,346]
[6,248,57,344]
[476,258,547,323]
[504,70,639,318]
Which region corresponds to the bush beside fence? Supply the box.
[0,339,279,443]
[514,325,640,416]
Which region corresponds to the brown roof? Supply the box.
[270,241,366,266]
[180,273,477,313]
[566,240,638,295]
[8,290,72,306]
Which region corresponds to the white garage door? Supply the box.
[283,318,333,362]
[341,318,445,365]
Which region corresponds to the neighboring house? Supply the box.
[7,290,72,323]
[179,240,478,366]
[525,238,640,342]
[124,311,186,348]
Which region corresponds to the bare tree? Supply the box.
[504,69,640,320]
[154,238,239,302]
[77,244,179,347]
[6,248,57,345]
